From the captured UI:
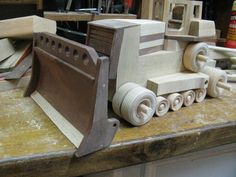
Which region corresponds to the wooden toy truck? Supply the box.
[86,1,231,126]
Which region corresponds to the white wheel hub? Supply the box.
[183,42,208,72]
[113,83,157,126]
[155,96,170,117]
[112,83,139,116]
[182,90,196,107]
[195,88,207,103]
[167,93,183,111]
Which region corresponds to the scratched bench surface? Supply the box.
[0,87,236,176]
[0,89,74,160]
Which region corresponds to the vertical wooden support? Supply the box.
[141,0,154,19]
[37,0,43,10]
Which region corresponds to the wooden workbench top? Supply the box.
[44,11,137,21]
[0,87,236,177]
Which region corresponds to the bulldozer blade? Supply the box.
[24,32,119,157]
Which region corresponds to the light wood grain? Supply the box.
[31,91,84,148]
[0,16,56,38]
[44,12,137,22]
[141,0,154,19]
[189,20,216,37]
[0,38,15,62]
[0,41,31,72]
[147,72,209,96]
[164,39,187,51]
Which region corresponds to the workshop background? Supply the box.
[0,0,234,41]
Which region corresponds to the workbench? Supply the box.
[0,80,236,177]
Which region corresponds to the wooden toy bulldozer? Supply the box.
[25,0,232,157]
[25,33,119,157]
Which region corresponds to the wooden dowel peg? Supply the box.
[139,104,152,114]
[197,54,208,62]
[217,81,232,91]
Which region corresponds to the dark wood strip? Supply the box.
[89,34,113,44]
[109,29,124,79]
[139,45,164,56]
[89,38,112,55]
[90,26,115,39]
[90,30,114,40]
[140,33,165,43]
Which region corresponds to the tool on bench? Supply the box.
[75,0,103,14]
[75,8,99,13]
[25,33,119,157]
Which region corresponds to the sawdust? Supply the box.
[0,88,74,160]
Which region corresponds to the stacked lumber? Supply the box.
[0,15,56,77]
[0,41,31,72]
[0,15,56,38]
[0,38,15,62]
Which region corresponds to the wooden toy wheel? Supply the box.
[112,83,139,117]
[201,66,231,98]
[167,93,183,111]
[155,96,170,117]
[195,88,207,103]
[182,90,196,107]
[120,86,157,126]
[183,42,208,72]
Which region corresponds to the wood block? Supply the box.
[139,50,185,84]
[116,25,140,89]
[0,41,32,72]
[118,19,166,55]
[110,19,165,36]
[0,15,56,38]
[147,72,209,96]
[120,19,166,36]
[164,39,187,51]
[127,20,165,55]
[189,20,216,37]
[5,53,32,80]
[0,38,15,62]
